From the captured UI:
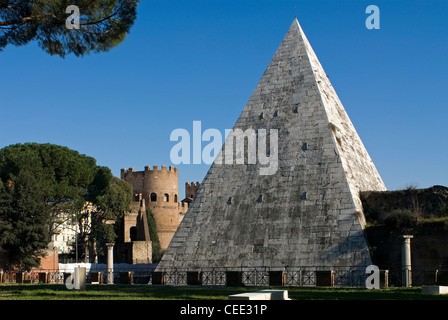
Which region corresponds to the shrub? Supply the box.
[384,210,418,234]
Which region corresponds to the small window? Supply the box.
[164,193,169,202]
[130,227,137,242]
[174,194,178,202]
[150,193,157,202]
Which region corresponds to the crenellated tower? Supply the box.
[121,165,199,250]
[185,181,201,199]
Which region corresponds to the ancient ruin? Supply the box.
[120,165,200,251]
[157,18,387,270]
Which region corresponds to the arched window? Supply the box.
[150,193,157,202]
[174,194,178,202]
[164,193,169,202]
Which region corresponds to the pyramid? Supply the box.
[158,18,386,270]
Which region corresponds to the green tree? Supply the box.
[0,143,132,266]
[146,208,162,262]
[0,172,50,271]
[384,209,418,235]
[0,143,97,239]
[0,0,139,57]
[89,174,132,262]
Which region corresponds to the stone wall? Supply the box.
[362,185,448,270]
[131,241,152,264]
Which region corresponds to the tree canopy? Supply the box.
[0,0,139,57]
[0,171,49,271]
[0,143,132,270]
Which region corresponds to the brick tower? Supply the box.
[121,165,185,250]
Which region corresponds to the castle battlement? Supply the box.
[185,181,200,188]
[185,181,201,199]
[121,165,178,179]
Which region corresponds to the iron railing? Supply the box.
[1,265,447,287]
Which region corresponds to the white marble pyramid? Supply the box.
[158,18,386,270]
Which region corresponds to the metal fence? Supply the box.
[1,266,446,287]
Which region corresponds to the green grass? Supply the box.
[0,284,447,300]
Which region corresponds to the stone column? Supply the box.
[77,267,86,290]
[106,243,114,284]
[402,235,413,287]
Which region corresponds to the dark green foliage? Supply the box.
[0,0,139,57]
[383,210,418,235]
[146,208,162,262]
[93,175,133,221]
[439,197,448,216]
[0,142,97,204]
[90,175,132,261]
[0,172,49,271]
[0,143,132,268]
[360,186,448,224]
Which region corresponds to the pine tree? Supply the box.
[0,172,49,271]
[0,143,133,267]
[0,0,139,57]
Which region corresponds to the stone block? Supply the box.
[228,290,290,300]
[260,289,290,300]
[228,292,271,300]
[131,241,152,264]
[77,267,86,290]
[421,285,448,295]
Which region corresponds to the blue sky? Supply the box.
[1,0,447,198]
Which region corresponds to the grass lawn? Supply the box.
[0,284,447,300]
